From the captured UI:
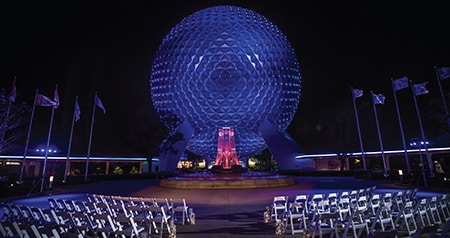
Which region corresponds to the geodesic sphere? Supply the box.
[150,5,301,160]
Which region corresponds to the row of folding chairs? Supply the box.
[2,199,172,238]
[85,193,191,225]
[271,186,379,224]
[1,203,78,237]
[270,187,450,237]
[47,197,174,237]
[1,195,180,238]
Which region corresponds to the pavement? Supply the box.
[1,174,449,237]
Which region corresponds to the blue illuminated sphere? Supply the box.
[150,5,301,160]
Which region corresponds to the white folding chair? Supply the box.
[142,205,172,238]
[170,198,190,225]
[288,202,308,235]
[428,196,442,225]
[394,200,417,236]
[326,192,339,213]
[438,193,450,222]
[48,198,64,211]
[342,205,370,238]
[92,213,118,238]
[271,195,288,223]
[369,203,395,233]
[71,211,98,237]
[126,203,147,228]
[309,193,325,214]
[337,197,351,227]
[369,193,382,215]
[113,214,145,238]
[109,202,129,217]
[30,207,52,227]
[414,197,432,227]
[310,212,341,238]
[94,202,113,216]
[393,191,406,213]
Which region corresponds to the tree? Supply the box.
[0,88,31,154]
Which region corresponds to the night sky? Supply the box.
[1,1,450,157]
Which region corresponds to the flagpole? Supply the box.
[434,66,450,129]
[371,91,388,175]
[40,84,58,193]
[391,78,411,174]
[64,96,78,183]
[410,80,434,178]
[85,92,97,181]
[19,90,38,182]
[351,87,366,170]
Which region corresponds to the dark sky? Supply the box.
[1,1,450,156]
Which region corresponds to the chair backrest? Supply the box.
[310,194,324,212]
[273,195,287,203]
[273,196,288,209]
[289,202,305,215]
[293,195,309,213]
[356,195,369,212]
[294,194,308,203]
[340,191,350,201]
[370,193,381,214]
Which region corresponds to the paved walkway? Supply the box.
[1,175,448,237]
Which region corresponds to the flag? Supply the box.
[437,67,450,80]
[372,93,386,104]
[412,82,429,96]
[392,76,409,91]
[95,94,106,114]
[53,87,60,109]
[352,88,363,99]
[74,97,81,122]
[36,93,57,107]
[9,77,16,103]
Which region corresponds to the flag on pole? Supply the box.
[53,87,60,109]
[392,76,409,91]
[352,88,363,99]
[74,97,81,122]
[9,77,17,103]
[36,93,57,107]
[413,82,430,96]
[95,94,106,114]
[437,67,450,80]
[372,93,386,104]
